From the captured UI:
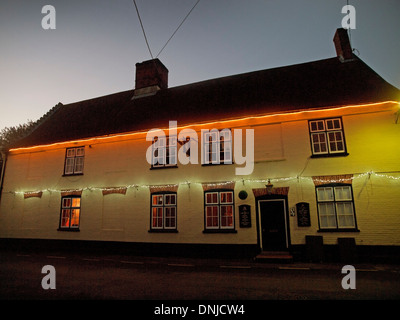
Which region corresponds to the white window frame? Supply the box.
[59,196,81,230]
[316,185,357,230]
[309,118,346,155]
[64,147,85,175]
[151,136,177,168]
[204,190,234,230]
[202,129,232,165]
[151,193,177,230]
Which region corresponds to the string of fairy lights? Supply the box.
[6,170,400,197]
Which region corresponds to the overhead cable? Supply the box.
[156,0,201,58]
[133,0,154,59]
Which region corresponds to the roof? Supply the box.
[12,56,400,149]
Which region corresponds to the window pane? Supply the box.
[336,202,355,228]
[71,198,81,208]
[222,145,232,163]
[157,137,166,147]
[326,119,341,130]
[206,206,219,228]
[152,195,163,206]
[70,209,80,227]
[318,203,336,228]
[334,186,352,201]
[204,132,219,164]
[311,133,328,154]
[206,192,218,204]
[165,207,176,228]
[61,209,70,227]
[152,207,163,228]
[328,131,344,153]
[310,120,325,132]
[219,130,231,141]
[152,137,166,166]
[154,146,165,165]
[317,187,334,201]
[74,157,84,173]
[220,191,233,204]
[65,158,75,174]
[167,146,177,165]
[219,131,232,164]
[220,205,233,228]
[62,198,71,208]
[167,136,177,147]
[66,149,75,157]
[76,147,85,156]
[164,194,176,205]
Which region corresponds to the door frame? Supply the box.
[256,195,290,251]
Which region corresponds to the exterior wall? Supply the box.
[0,102,399,250]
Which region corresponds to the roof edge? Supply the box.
[9,100,399,153]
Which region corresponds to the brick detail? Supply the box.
[149,184,178,193]
[252,187,289,197]
[202,181,236,192]
[312,174,354,186]
[102,187,127,196]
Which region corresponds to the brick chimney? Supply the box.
[333,28,353,61]
[133,58,168,98]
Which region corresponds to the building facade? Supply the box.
[0,29,399,261]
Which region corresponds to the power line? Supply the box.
[133,0,154,59]
[156,0,201,58]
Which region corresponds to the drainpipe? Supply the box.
[0,150,7,204]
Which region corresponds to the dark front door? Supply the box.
[259,199,288,251]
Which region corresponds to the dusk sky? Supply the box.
[1,0,399,130]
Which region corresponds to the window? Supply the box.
[203,129,232,165]
[309,118,347,156]
[316,184,357,231]
[150,193,177,231]
[151,136,177,168]
[64,147,85,175]
[59,196,81,230]
[204,190,235,232]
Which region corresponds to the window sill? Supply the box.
[203,229,237,234]
[57,228,80,232]
[150,165,178,170]
[201,162,234,167]
[310,152,349,159]
[148,229,178,233]
[62,173,84,177]
[318,228,359,233]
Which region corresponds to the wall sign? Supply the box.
[239,205,251,228]
[296,202,311,227]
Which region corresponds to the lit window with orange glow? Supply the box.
[150,193,177,232]
[59,196,81,230]
[204,190,235,232]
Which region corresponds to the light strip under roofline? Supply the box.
[8,100,400,153]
